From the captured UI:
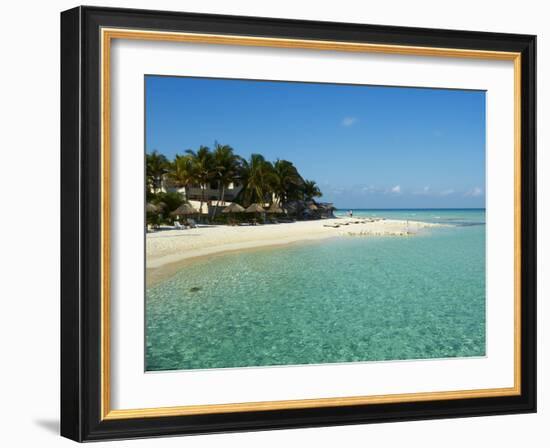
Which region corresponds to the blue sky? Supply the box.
[145,76,485,208]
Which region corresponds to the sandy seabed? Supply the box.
[146,218,442,285]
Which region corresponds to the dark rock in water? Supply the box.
[189,287,201,293]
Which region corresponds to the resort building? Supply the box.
[152,174,333,219]
[160,176,244,202]
[185,181,243,202]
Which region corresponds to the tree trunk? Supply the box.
[211,184,224,221]
[199,183,206,223]
[219,184,226,213]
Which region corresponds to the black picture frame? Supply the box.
[61,5,536,442]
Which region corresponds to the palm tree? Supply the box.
[185,145,214,218]
[238,154,277,206]
[168,154,196,199]
[273,159,304,206]
[146,150,169,194]
[303,179,322,202]
[211,143,242,220]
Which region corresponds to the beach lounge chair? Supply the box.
[174,221,186,230]
[186,218,197,228]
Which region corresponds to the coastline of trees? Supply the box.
[146,143,325,224]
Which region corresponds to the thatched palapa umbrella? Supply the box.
[267,203,284,214]
[152,201,168,219]
[146,203,158,213]
[307,203,318,211]
[222,203,246,214]
[245,203,265,224]
[222,202,245,225]
[171,202,199,220]
[145,203,159,230]
[245,203,266,213]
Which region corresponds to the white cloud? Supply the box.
[361,185,379,194]
[465,187,483,197]
[439,189,455,196]
[413,186,431,195]
[390,185,401,194]
[341,117,358,127]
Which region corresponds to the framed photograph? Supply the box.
[61,6,536,442]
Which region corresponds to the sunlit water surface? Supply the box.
[146,209,486,371]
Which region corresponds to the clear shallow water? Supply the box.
[146,209,486,371]
[335,208,486,226]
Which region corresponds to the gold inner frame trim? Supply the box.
[100,27,522,421]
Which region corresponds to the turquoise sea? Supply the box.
[146,209,486,371]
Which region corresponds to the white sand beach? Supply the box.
[146,218,443,283]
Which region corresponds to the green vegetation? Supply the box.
[303,179,322,201]
[146,143,326,225]
[145,150,169,194]
[211,143,242,220]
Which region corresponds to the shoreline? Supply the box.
[146,236,337,287]
[146,218,445,286]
